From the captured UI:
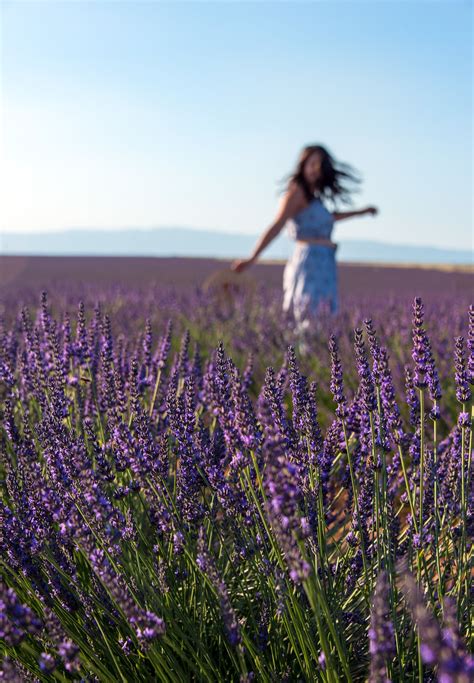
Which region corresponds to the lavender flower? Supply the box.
[411,297,430,390]
[262,365,297,451]
[196,527,242,647]
[286,345,324,474]
[468,305,474,385]
[441,596,474,680]
[329,334,348,419]
[0,584,42,646]
[400,570,474,681]
[354,328,377,414]
[129,611,165,643]
[368,571,395,683]
[263,436,311,584]
[454,336,471,404]
[405,366,420,427]
[38,653,56,674]
[0,656,27,682]
[143,317,153,370]
[1,289,472,681]
[88,548,165,649]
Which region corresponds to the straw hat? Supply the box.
[202,267,256,305]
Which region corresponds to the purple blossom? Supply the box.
[129,610,165,643]
[468,305,474,385]
[404,366,420,427]
[88,547,165,649]
[454,336,471,404]
[286,346,324,490]
[368,570,395,683]
[38,653,56,674]
[0,584,42,646]
[400,570,474,681]
[263,437,311,584]
[57,639,81,672]
[411,297,430,390]
[354,328,377,414]
[196,527,242,647]
[0,287,472,681]
[318,651,326,670]
[329,334,348,419]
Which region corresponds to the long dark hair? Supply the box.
[278,144,363,209]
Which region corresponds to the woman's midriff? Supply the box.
[296,237,337,250]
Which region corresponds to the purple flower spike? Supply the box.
[196,527,242,648]
[0,583,42,647]
[354,328,377,414]
[411,297,430,390]
[329,334,348,419]
[404,366,420,427]
[400,570,474,681]
[454,337,471,404]
[263,436,311,584]
[368,570,395,683]
[39,652,56,674]
[467,305,474,385]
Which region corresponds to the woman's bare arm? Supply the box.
[231,183,306,272]
[332,206,379,222]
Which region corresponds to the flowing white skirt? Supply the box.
[282,242,339,328]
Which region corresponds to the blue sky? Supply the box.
[1,0,472,250]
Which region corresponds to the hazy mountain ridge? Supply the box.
[1,227,472,265]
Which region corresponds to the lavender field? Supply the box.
[0,257,473,681]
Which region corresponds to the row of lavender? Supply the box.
[0,283,469,428]
[0,288,473,681]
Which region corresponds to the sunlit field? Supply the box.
[1,257,473,681]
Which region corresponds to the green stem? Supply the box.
[419,389,425,545]
[341,421,371,602]
[148,367,162,417]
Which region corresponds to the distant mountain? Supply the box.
[0,227,472,265]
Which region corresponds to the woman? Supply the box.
[230,144,379,328]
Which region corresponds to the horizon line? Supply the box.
[1,225,472,253]
[0,253,473,273]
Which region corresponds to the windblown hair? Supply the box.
[278,144,363,209]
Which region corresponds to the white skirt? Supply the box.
[283,242,339,326]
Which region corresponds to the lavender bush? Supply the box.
[0,286,472,681]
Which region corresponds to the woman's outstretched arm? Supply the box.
[230,182,306,273]
[332,206,379,222]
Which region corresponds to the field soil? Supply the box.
[0,255,472,298]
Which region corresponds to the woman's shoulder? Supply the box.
[286,180,308,210]
[288,179,305,197]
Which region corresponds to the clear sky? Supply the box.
[1,0,472,250]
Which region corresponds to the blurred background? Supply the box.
[0,0,472,266]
